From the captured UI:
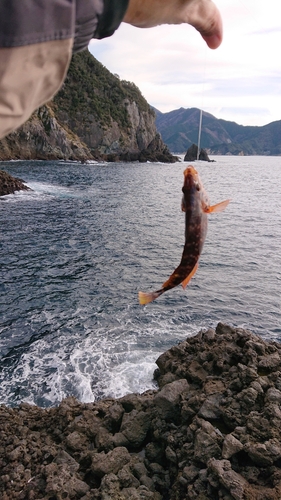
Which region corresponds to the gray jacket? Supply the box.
[0,0,129,52]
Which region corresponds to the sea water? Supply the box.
[0,156,280,407]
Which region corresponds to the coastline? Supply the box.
[1,323,281,499]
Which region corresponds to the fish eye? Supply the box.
[195,183,200,191]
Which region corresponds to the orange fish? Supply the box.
[139,166,230,305]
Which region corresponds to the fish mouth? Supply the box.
[183,166,198,178]
[183,166,199,188]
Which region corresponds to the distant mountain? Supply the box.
[154,107,281,155]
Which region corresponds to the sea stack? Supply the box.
[184,143,214,162]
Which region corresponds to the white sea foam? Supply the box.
[0,182,73,203]
[93,355,159,399]
[0,312,198,407]
[27,181,78,198]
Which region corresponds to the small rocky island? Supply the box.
[184,144,214,162]
[1,323,281,499]
[0,170,31,196]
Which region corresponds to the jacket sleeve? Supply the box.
[0,0,129,50]
[0,0,74,47]
[94,0,129,39]
[73,0,129,52]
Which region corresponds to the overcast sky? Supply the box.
[89,0,281,127]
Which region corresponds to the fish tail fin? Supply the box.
[138,289,164,305]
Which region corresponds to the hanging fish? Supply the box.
[138,165,230,305]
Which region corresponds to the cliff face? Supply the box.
[0,51,175,162]
[0,105,92,162]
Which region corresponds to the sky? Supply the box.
[89,0,281,127]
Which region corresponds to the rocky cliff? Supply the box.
[0,105,92,162]
[0,51,175,163]
[2,323,281,500]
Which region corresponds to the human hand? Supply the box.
[123,0,222,49]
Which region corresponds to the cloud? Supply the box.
[250,27,281,36]
[89,0,281,126]
[219,107,270,117]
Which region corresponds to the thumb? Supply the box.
[187,0,223,49]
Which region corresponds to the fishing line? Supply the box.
[197,109,203,161]
[196,44,208,161]
[196,0,265,156]
[234,0,264,29]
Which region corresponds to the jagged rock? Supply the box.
[222,434,244,459]
[3,323,281,499]
[154,379,189,420]
[43,451,88,498]
[207,458,248,500]
[66,431,89,452]
[0,170,31,196]
[118,410,151,447]
[184,143,214,162]
[198,392,223,419]
[91,447,131,477]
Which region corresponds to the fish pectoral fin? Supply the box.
[181,262,199,290]
[205,199,231,213]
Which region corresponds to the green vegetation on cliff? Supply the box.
[53,51,152,131]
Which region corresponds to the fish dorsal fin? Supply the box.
[181,195,186,212]
[181,262,199,290]
[205,199,231,214]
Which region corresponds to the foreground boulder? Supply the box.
[0,170,31,196]
[1,323,281,499]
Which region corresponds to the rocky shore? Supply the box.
[1,323,281,499]
[0,170,31,197]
